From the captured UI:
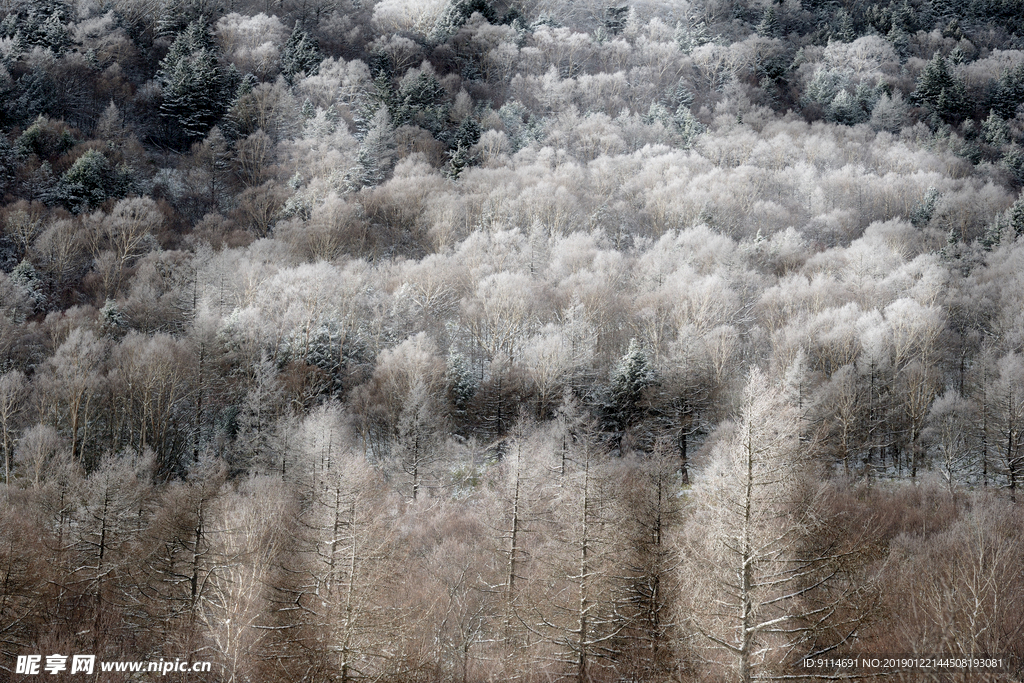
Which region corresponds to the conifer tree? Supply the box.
[756,7,781,38]
[990,64,1024,119]
[1007,195,1024,239]
[280,22,323,84]
[606,339,656,450]
[446,351,477,416]
[447,142,471,180]
[348,107,395,189]
[158,20,233,143]
[54,150,134,213]
[430,0,497,42]
[674,16,712,53]
[834,10,855,42]
[910,52,967,122]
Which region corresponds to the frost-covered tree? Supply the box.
[87,196,162,298]
[348,106,395,189]
[389,379,443,501]
[0,370,26,484]
[35,327,108,466]
[525,417,625,683]
[869,91,909,132]
[682,369,863,682]
[291,406,405,683]
[924,389,977,490]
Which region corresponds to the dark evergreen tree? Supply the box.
[834,10,856,42]
[674,16,712,53]
[430,0,497,42]
[0,0,69,49]
[155,0,218,37]
[446,116,481,150]
[604,6,629,35]
[1007,195,1024,238]
[446,351,477,416]
[910,186,940,227]
[53,149,134,213]
[157,20,234,144]
[1004,145,1024,185]
[280,22,323,84]
[979,216,1004,251]
[673,81,695,109]
[756,6,781,38]
[39,13,71,52]
[990,64,1024,120]
[891,0,917,31]
[606,339,656,448]
[930,0,958,21]
[447,142,471,179]
[2,69,57,127]
[911,52,968,122]
[395,72,448,131]
[0,135,17,197]
[10,260,46,311]
[941,18,965,40]
[982,110,1011,147]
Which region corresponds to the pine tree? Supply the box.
[448,116,482,150]
[54,149,134,213]
[982,110,1011,147]
[430,0,497,42]
[889,0,916,33]
[348,107,395,189]
[10,260,46,310]
[674,16,712,53]
[828,90,867,125]
[910,186,940,227]
[834,10,856,42]
[446,351,477,416]
[1003,145,1024,185]
[910,52,967,122]
[280,22,323,84]
[756,7,781,38]
[607,339,656,449]
[41,13,70,53]
[1007,195,1024,239]
[157,20,233,143]
[0,135,15,197]
[980,215,1004,251]
[447,142,471,179]
[395,72,448,131]
[603,6,629,35]
[990,64,1024,120]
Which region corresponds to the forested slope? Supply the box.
[1,0,1024,679]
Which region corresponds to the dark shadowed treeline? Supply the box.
[2,0,1024,679]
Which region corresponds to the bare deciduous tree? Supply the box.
[681,369,864,682]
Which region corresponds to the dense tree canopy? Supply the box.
[2,0,1024,679]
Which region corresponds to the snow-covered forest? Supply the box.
[1,0,1024,679]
